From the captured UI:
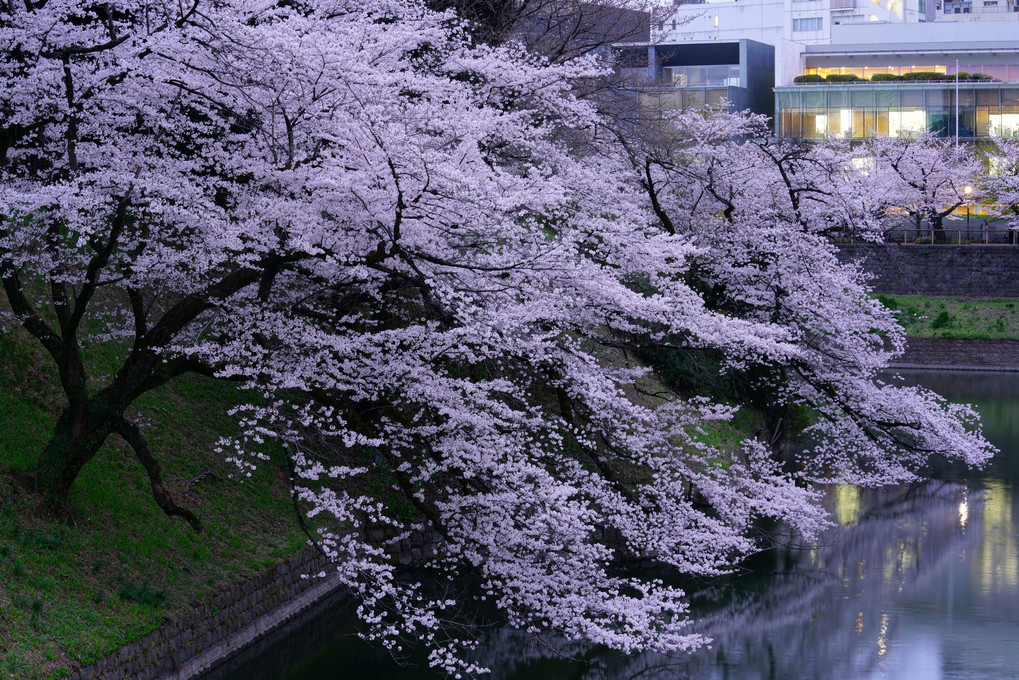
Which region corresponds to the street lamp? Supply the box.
[964,184,973,238]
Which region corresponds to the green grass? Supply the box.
[875,295,1019,340]
[0,312,307,679]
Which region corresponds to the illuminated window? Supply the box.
[990,112,1019,138]
[889,110,926,137]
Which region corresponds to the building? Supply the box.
[625,39,775,116]
[632,0,1019,140]
[658,0,932,89]
[774,21,1019,139]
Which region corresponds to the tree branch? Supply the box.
[115,416,202,531]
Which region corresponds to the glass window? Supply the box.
[927,109,952,137]
[853,90,875,107]
[779,91,801,108]
[926,89,949,107]
[991,105,1019,138]
[874,110,890,136]
[827,89,850,108]
[901,89,924,106]
[863,66,897,79]
[793,17,823,31]
[802,90,825,108]
[890,109,925,137]
[826,109,853,137]
[801,111,826,138]
[876,89,899,107]
[977,106,992,137]
[852,110,867,138]
[977,88,999,106]
[783,111,803,138]
[983,65,1007,81]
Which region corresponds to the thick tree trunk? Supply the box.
[34,401,203,530]
[35,406,118,508]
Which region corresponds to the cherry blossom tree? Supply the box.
[983,137,1019,230]
[867,131,981,239]
[0,0,995,674]
[617,109,992,482]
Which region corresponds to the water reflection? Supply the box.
[204,370,1019,680]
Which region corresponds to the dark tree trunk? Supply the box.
[35,405,119,508]
[34,389,203,531]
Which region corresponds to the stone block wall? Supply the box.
[69,548,332,680]
[68,520,450,680]
[837,244,1019,298]
[893,337,1019,371]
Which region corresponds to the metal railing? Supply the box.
[787,78,1006,87]
[837,228,1019,245]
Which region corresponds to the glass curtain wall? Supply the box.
[639,88,730,109]
[663,65,741,87]
[777,86,1019,139]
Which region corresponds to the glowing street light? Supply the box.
[964,184,974,234]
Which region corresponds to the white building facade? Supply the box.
[656,0,1017,87]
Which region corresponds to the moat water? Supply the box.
[203,370,1019,680]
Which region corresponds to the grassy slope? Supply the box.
[0,317,306,679]
[874,294,1019,340]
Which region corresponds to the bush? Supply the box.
[876,294,899,311]
[953,72,993,81]
[794,74,825,83]
[931,311,953,329]
[825,73,862,82]
[900,71,945,81]
[870,73,901,82]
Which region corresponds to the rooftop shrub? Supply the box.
[901,71,946,81]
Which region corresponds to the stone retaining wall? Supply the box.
[68,519,449,680]
[892,337,1019,371]
[837,244,1019,297]
[69,548,333,680]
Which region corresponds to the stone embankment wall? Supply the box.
[892,337,1019,371]
[69,522,447,680]
[69,548,333,680]
[836,244,1019,370]
[837,244,1019,297]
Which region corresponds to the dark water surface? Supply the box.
[204,370,1019,680]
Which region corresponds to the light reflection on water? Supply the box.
[203,370,1019,680]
